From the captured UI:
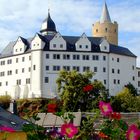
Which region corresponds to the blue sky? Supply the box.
[0,0,140,66]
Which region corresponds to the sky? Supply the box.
[0,0,140,66]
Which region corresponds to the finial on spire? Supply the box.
[100,1,111,23]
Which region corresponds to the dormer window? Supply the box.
[16,49,18,52]
[79,45,82,48]
[104,46,107,50]
[85,45,88,48]
[20,48,22,51]
[53,44,56,48]
[60,44,63,48]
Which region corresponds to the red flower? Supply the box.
[98,132,109,139]
[126,124,140,140]
[61,123,78,138]
[99,101,113,116]
[83,84,93,92]
[47,103,57,113]
[110,112,121,120]
[0,126,15,133]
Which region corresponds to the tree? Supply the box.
[56,70,107,112]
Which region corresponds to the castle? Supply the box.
[0,2,139,99]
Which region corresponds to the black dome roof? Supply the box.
[40,12,56,33]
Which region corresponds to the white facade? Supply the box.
[0,34,137,98]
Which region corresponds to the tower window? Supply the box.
[115,29,117,33]
[105,28,108,32]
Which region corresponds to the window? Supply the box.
[73,66,80,71]
[114,79,116,84]
[79,45,82,48]
[20,48,22,51]
[112,58,114,61]
[22,57,25,62]
[7,59,12,64]
[92,55,99,60]
[0,82,2,86]
[117,69,120,74]
[94,67,97,72]
[45,77,49,83]
[112,69,115,73]
[53,44,56,48]
[53,54,60,59]
[104,46,107,50]
[117,58,119,62]
[138,71,140,77]
[85,45,88,48]
[26,78,30,84]
[138,81,140,87]
[96,29,98,32]
[83,55,89,60]
[63,66,70,71]
[63,54,70,60]
[28,67,31,72]
[53,66,60,71]
[46,66,49,71]
[60,44,63,48]
[105,28,108,32]
[22,68,25,73]
[103,67,106,72]
[46,54,49,59]
[15,69,18,74]
[115,29,117,33]
[133,76,135,81]
[103,56,106,61]
[118,80,120,84]
[6,81,8,86]
[33,65,36,70]
[17,79,21,85]
[29,56,31,60]
[7,70,12,75]
[1,61,5,65]
[16,58,18,63]
[132,65,135,70]
[73,55,80,60]
[83,66,90,72]
[104,80,106,85]
[0,72,5,77]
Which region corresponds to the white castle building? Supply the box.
[0,2,139,99]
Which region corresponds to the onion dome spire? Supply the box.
[40,9,57,35]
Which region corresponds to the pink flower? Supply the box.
[61,123,78,138]
[99,101,113,116]
[126,124,140,140]
[0,126,15,133]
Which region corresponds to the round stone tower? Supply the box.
[92,2,118,45]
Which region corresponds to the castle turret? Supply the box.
[92,2,118,45]
[40,10,57,36]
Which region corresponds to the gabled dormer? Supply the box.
[99,38,109,52]
[50,32,66,50]
[31,33,46,50]
[75,33,91,51]
[13,37,28,54]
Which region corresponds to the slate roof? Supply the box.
[0,107,28,131]
[0,34,136,58]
